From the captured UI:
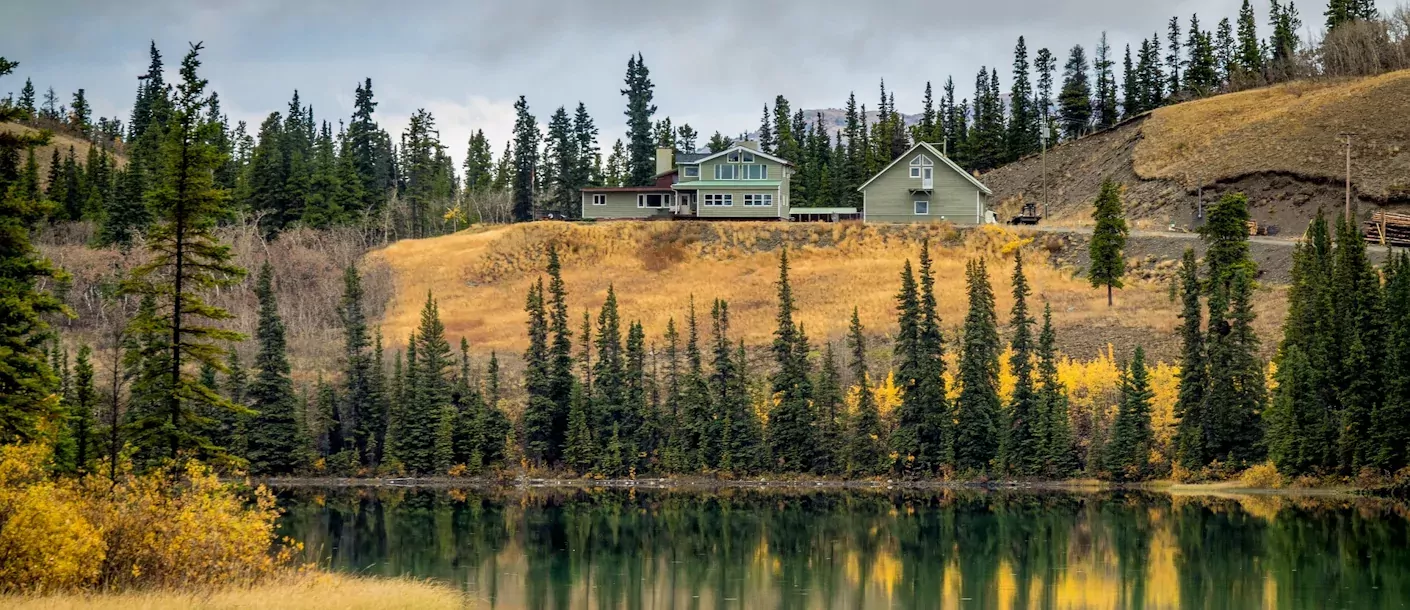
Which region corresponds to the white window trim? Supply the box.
[684,166,699,177]
[914,200,929,215]
[637,193,672,208]
[741,152,754,162]
[591,194,606,206]
[727,152,740,163]
[910,167,921,178]
[743,193,773,207]
[704,193,734,207]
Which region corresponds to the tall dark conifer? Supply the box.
[245,263,302,475]
[766,249,814,472]
[955,259,1002,472]
[622,54,658,186]
[1004,251,1043,476]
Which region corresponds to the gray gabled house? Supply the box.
[858,142,993,224]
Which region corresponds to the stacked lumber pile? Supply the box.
[1364,211,1410,247]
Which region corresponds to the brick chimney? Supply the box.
[655,147,674,176]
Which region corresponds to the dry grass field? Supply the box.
[372,221,1287,364]
[0,122,126,183]
[3,572,463,610]
[1136,70,1410,198]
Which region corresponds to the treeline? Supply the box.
[7,1,1408,239]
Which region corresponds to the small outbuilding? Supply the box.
[857,142,992,224]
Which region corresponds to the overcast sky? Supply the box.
[3,0,1397,169]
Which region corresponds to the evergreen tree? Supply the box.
[401,293,453,475]
[1185,16,1221,96]
[70,345,96,473]
[1106,347,1154,480]
[955,259,1002,472]
[1329,213,1382,472]
[545,245,574,464]
[1094,34,1120,129]
[1122,45,1141,118]
[339,264,378,466]
[1089,179,1128,306]
[711,300,760,473]
[766,249,814,472]
[462,130,495,194]
[1236,0,1264,77]
[1136,36,1167,114]
[16,77,36,120]
[1269,0,1302,66]
[1373,253,1410,471]
[564,379,595,473]
[1006,37,1041,161]
[705,131,734,154]
[1037,304,1077,477]
[1173,249,1209,471]
[812,343,845,476]
[522,279,554,465]
[592,287,631,470]
[1198,194,1265,467]
[675,123,698,152]
[622,54,658,186]
[1058,45,1093,140]
[845,309,886,477]
[1166,17,1183,99]
[1215,18,1236,83]
[1033,51,1058,144]
[679,299,713,471]
[510,96,540,221]
[1004,251,1043,476]
[122,44,247,464]
[245,263,302,475]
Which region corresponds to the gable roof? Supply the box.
[676,152,710,163]
[681,145,794,167]
[856,142,992,195]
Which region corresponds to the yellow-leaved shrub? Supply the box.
[0,444,292,594]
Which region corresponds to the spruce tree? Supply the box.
[1173,249,1209,471]
[766,249,815,472]
[813,343,845,476]
[1106,347,1154,481]
[1004,251,1043,476]
[339,264,376,466]
[245,263,302,475]
[711,300,759,473]
[510,96,540,221]
[403,292,453,475]
[71,345,96,473]
[845,309,886,477]
[1006,37,1041,161]
[955,259,1002,473]
[1037,304,1077,477]
[122,43,247,464]
[1200,194,1265,467]
[592,286,630,468]
[1329,214,1382,472]
[1088,179,1128,306]
[679,299,713,471]
[1373,253,1410,471]
[546,245,574,462]
[1166,17,1183,99]
[1058,45,1093,140]
[1094,33,1120,129]
[522,279,555,466]
[622,54,658,186]
[1236,0,1264,77]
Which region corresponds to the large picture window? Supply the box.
[714,164,737,180]
[704,194,733,206]
[638,193,672,208]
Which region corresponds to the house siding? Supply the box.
[698,154,786,184]
[861,151,985,224]
[695,189,785,219]
[581,192,672,220]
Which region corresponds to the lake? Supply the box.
[276,486,1410,609]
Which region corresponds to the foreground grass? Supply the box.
[5,572,463,610]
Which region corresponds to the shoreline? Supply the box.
[251,475,1381,498]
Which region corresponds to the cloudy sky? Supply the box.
[3,0,1395,168]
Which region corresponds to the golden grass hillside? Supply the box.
[372,221,1287,363]
[0,122,126,183]
[1136,70,1410,198]
[3,573,464,610]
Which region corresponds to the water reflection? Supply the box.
[276,487,1410,609]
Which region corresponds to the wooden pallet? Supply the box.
[1364,211,1410,247]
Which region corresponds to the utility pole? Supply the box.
[1339,132,1355,221]
[1040,129,1048,218]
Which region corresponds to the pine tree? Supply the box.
[766,249,814,472]
[1185,16,1221,96]
[339,264,378,466]
[510,96,540,222]
[1216,18,1236,83]
[845,309,886,477]
[402,292,453,474]
[1373,253,1410,471]
[955,259,1002,473]
[1058,45,1093,140]
[1006,38,1041,161]
[622,54,658,187]
[1268,0,1302,67]
[1089,180,1128,306]
[1329,214,1382,472]
[1106,347,1154,481]
[1004,251,1043,476]
[1037,304,1077,477]
[0,58,63,444]
[522,279,554,466]
[1122,45,1140,118]
[679,299,713,471]
[245,263,302,475]
[122,44,247,464]
[591,287,630,469]
[1199,194,1265,468]
[705,131,734,154]
[1236,0,1264,77]
[812,343,845,476]
[16,77,36,121]
[1166,17,1184,100]
[1094,34,1120,129]
[711,300,759,473]
[564,380,595,473]
[1173,249,1209,471]
[546,245,574,463]
[67,345,96,473]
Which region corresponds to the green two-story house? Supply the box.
[858,141,993,224]
[581,142,793,220]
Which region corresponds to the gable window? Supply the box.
[908,154,934,177]
[744,193,773,207]
[741,151,754,162]
[684,166,699,177]
[914,200,929,215]
[591,194,606,206]
[638,193,672,208]
[727,152,741,163]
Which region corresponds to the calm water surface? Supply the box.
[276,487,1410,609]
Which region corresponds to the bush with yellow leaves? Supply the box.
[0,443,293,594]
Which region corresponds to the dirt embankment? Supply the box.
[983,71,1410,233]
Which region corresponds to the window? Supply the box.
[684,166,699,177]
[715,164,737,180]
[743,164,767,180]
[908,155,935,166]
[704,194,733,206]
[744,194,773,207]
[727,152,740,163]
[910,167,921,178]
[638,193,672,208]
[741,152,754,162]
[914,200,929,215]
[591,194,606,206]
